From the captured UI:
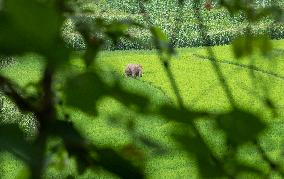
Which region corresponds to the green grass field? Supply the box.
[1,40,284,178]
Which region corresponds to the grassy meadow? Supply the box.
[0,40,284,178]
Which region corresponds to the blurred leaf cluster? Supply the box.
[0,0,283,178]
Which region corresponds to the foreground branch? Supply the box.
[0,75,37,112]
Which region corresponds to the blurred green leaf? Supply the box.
[0,123,33,165]
[105,21,129,44]
[150,27,168,42]
[216,109,266,147]
[150,27,175,60]
[64,72,108,115]
[257,36,273,56]
[220,0,248,14]
[255,6,284,22]
[111,82,149,112]
[48,120,92,174]
[173,131,225,178]
[96,148,144,179]
[49,120,86,147]
[159,104,208,124]
[15,167,31,179]
[64,71,149,115]
[49,120,144,178]
[232,36,253,58]
[0,0,65,57]
[83,46,101,68]
[232,35,272,58]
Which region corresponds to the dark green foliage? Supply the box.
[0,0,64,56]
[216,109,266,147]
[64,72,109,115]
[95,148,144,179]
[0,0,284,178]
[64,71,149,115]
[159,104,208,123]
[173,131,226,178]
[0,123,33,163]
[232,35,272,58]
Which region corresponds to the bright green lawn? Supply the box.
[1,40,284,179]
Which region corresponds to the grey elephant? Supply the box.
[125,64,143,78]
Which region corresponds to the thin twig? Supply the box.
[31,63,56,179]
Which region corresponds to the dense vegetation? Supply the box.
[0,0,284,179]
[63,0,284,50]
